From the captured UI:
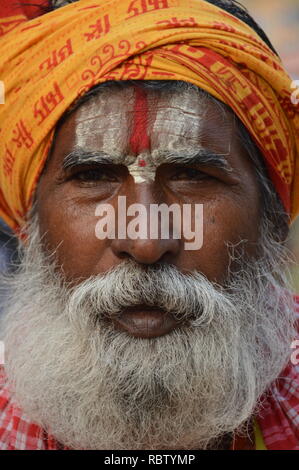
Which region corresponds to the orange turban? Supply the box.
[0,0,298,232]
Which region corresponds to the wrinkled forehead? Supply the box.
[58,83,236,158]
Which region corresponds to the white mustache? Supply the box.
[66,259,228,325]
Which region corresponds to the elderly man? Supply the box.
[0,0,298,451]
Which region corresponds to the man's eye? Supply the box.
[72,168,118,183]
[171,167,209,181]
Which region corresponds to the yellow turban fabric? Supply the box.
[0,0,298,232]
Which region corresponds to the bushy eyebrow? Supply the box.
[151,149,232,172]
[62,146,233,172]
[63,148,116,169]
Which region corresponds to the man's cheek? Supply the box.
[198,203,258,280]
[37,203,99,274]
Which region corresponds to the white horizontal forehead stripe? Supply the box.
[73,86,211,184]
[75,87,135,154]
[151,88,206,154]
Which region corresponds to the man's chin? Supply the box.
[2,320,265,450]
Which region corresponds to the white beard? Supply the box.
[0,214,296,450]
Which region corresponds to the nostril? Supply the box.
[110,237,180,265]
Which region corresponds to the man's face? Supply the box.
[36,83,261,338]
[2,83,294,451]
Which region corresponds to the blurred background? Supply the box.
[0,0,298,295]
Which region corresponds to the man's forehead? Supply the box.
[68,83,234,159]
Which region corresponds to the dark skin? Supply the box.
[36,83,262,339]
[35,83,260,450]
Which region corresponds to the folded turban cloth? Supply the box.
[0,0,298,232]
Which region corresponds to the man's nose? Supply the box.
[111,237,180,264]
[110,184,180,264]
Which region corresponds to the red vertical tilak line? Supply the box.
[129,86,150,160]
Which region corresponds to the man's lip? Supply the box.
[112,305,179,338]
